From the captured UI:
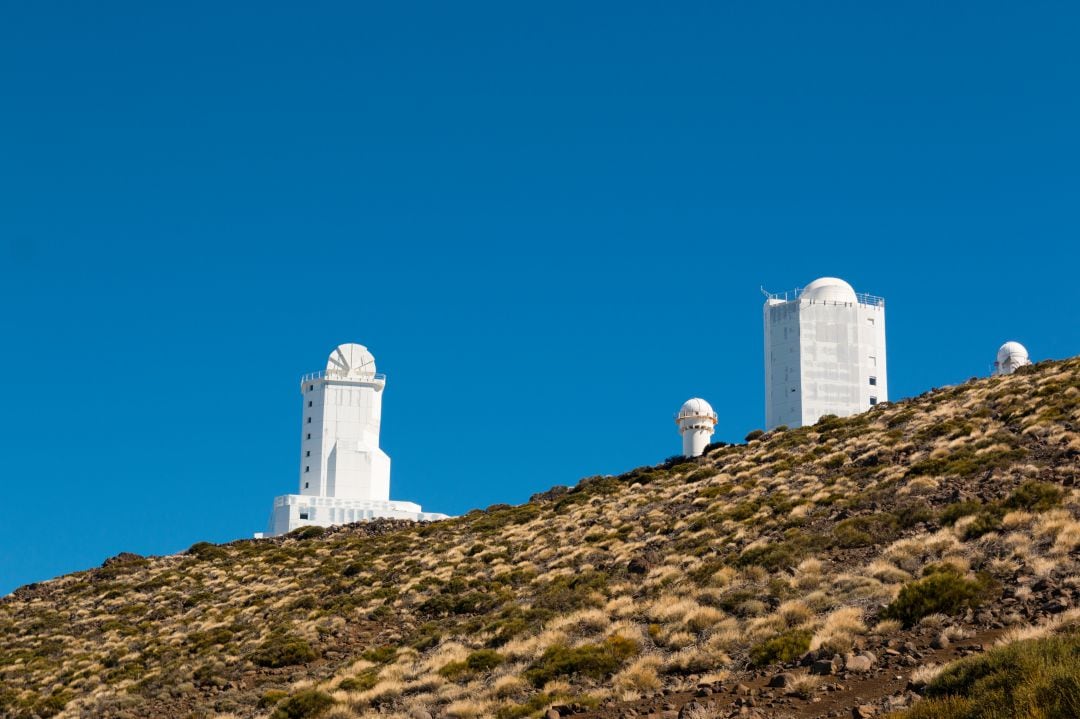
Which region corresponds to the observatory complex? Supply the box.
[261,343,448,537]
[675,398,717,457]
[763,277,888,430]
[993,341,1032,376]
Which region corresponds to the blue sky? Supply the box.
[2,2,1078,594]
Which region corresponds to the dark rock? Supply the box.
[768,672,795,688]
[677,702,704,719]
[811,659,835,676]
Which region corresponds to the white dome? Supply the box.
[327,343,377,378]
[678,397,716,418]
[997,341,1030,365]
[800,277,858,303]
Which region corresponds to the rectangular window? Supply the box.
[869,376,877,386]
[299,511,309,520]
[307,417,312,424]
[308,384,313,391]
[304,466,310,473]
[304,482,309,489]
[305,450,310,457]
[867,317,875,326]
[869,397,878,405]
[308,400,313,407]
[869,355,877,367]
[306,433,311,440]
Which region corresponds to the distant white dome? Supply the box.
[677,397,716,419]
[997,341,1029,365]
[994,341,1031,375]
[801,277,858,304]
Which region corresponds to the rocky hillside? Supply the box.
[2,359,1079,719]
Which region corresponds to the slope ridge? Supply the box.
[2,359,1078,719]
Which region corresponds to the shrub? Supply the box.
[269,689,334,719]
[744,429,765,442]
[250,634,318,668]
[1003,481,1063,512]
[940,501,983,526]
[288,526,326,540]
[900,633,1080,719]
[258,690,288,709]
[881,566,993,628]
[466,649,504,672]
[524,635,638,686]
[361,645,397,664]
[832,514,900,548]
[960,509,1004,540]
[337,669,379,692]
[749,629,813,667]
[186,541,227,561]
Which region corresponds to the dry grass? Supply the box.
[1,357,1077,719]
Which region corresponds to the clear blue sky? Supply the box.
[2,2,1078,594]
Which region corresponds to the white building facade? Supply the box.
[262,343,448,537]
[763,277,887,429]
[676,398,717,457]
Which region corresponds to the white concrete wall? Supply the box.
[765,297,886,429]
[681,426,712,457]
[764,299,803,429]
[298,377,390,501]
[268,495,449,536]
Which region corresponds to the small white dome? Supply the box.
[800,277,858,303]
[993,341,1028,364]
[997,341,1030,365]
[678,397,716,418]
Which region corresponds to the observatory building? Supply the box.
[993,341,1032,376]
[763,277,887,429]
[676,398,717,457]
[262,343,448,537]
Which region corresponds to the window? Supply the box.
[299,511,309,520]
[869,397,878,405]
[304,482,309,489]
[308,400,313,407]
[306,433,311,440]
[867,317,875,326]
[308,384,313,391]
[304,466,310,473]
[305,450,310,457]
[307,417,312,424]
[869,355,877,367]
[869,376,877,386]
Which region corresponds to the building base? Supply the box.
[260,494,450,538]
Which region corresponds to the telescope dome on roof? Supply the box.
[800,277,858,303]
[678,397,716,418]
[997,341,1029,365]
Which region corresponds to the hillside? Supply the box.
[2,358,1079,719]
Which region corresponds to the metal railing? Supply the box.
[300,370,387,384]
[761,286,885,307]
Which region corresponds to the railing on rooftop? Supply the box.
[300,370,387,384]
[761,286,885,307]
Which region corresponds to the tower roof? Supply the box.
[677,397,717,421]
[800,277,858,303]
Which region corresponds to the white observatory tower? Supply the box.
[993,341,1032,376]
[676,398,717,457]
[763,277,887,429]
[262,343,448,537]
